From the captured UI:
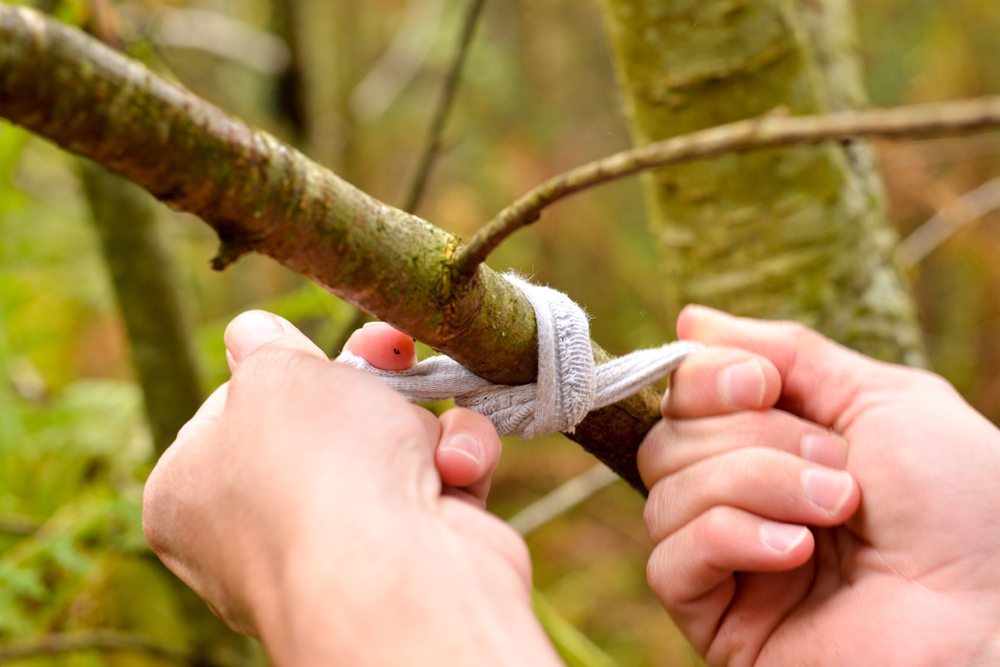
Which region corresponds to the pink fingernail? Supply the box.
[760,521,809,554]
[439,433,481,464]
[718,360,766,408]
[802,468,853,515]
[225,310,285,363]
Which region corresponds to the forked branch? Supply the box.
[453,97,1000,276]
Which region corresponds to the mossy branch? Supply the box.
[0,5,653,491]
[453,97,1000,276]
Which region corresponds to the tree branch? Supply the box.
[0,5,654,491]
[453,97,1000,276]
[401,0,488,214]
[0,5,533,382]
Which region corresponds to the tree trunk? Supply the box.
[80,161,204,458]
[599,0,927,366]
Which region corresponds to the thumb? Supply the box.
[224,310,327,371]
[677,305,906,428]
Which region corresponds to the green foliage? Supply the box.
[0,0,998,665]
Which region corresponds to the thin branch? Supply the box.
[507,464,619,537]
[0,630,215,664]
[453,97,1000,277]
[897,175,1000,268]
[401,0,488,214]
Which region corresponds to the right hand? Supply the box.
[639,306,1000,666]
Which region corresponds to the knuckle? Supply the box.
[637,420,675,483]
[694,506,730,545]
[643,479,676,540]
[779,319,819,343]
[908,366,960,397]
[646,543,679,606]
[227,346,301,399]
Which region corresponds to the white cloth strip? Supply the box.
[337,274,703,438]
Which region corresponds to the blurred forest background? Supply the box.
[1,0,999,665]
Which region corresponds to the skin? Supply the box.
[145,306,1000,666]
[143,310,563,667]
[640,305,1000,666]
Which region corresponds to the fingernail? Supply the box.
[362,321,383,329]
[802,468,853,515]
[226,310,285,363]
[718,360,766,409]
[439,433,481,464]
[760,521,809,554]
[801,432,849,469]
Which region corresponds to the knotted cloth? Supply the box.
[338,274,703,438]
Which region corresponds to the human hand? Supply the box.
[640,306,1000,666]
[143,310,562,667]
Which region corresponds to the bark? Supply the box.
[0,5,656,491]
[599,0,927,366]
[79,161,203,458]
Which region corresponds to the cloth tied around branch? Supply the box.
[338,274,703,438]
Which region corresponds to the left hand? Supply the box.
[143,310,562,667]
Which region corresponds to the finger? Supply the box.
[662,347,782,418]
[225,310,327,369]
[639,410,849,487]
[646,506,814,654]
[644,448,859,544]
[341,322,417,371]
[705,568,816,665]
[436,408,503,505]
[676,305,914,428]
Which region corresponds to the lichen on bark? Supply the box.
[599,0,926,366]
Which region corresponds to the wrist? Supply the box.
[252,517,562,667]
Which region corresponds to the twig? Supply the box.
[0,630,206,664]
[507,464,619,537]
[453,96,1000,277]
[401,0,488,214]
[897,175,1000,268]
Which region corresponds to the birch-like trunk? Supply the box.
[599,0,926,366]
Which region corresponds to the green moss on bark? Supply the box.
[600,0,926,366]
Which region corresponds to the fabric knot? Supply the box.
[337,273,703,438]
